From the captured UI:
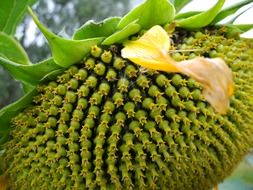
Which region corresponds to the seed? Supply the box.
[91,45,102,58]
[113,57,126,70]
[84,58,96,70]
[101,50,113,63]
[94,62,106,76]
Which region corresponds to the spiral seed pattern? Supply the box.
[4,27,253,190]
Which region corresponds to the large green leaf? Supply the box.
[73,17,121,40]
[176,0,225,29]
[0,0,37,35]
[171,0,193,13]
[0,32,30,65]
[117,0,175,30]
[28,7,104,68]
[0,88,37,145]
[212,0,253,24]
[0,57,61,86]
[102,22,140,45]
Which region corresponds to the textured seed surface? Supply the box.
[4,27,253,190]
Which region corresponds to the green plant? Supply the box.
[0,0,253,189]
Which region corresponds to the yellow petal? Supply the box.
[178,57,234,114]
[121,25,179,72]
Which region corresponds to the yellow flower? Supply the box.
[121,25,234,114]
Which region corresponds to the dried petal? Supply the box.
[178,58,234,114]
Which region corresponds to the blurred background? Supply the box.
[0,0,253,189]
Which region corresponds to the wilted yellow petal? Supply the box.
[178,58,234,114]
[121,25,234,114]
[121,25,179,72]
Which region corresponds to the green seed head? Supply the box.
[3,25,253,190]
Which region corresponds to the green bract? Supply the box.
[176,0,225,28]
[0,0,253,189]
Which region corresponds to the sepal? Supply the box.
[176,0,225,29]
[73,17,121,40]
[0,32,30,65]
[28,7,104,68]
[0,57,60,86]
[102,21,140,45]
[223,24,253,36]
[212,0,253,24]
[175,11,200,20]
[117,0,175,30]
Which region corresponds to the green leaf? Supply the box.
[40,68,65,82]
[212,0,253,24]
[102,22,141,45]
[227,5,253,24]
[224,24,253,35]
[0,88,37,145]
[172,0,193,13]
[0,0,37,35]
[117,0,175,30]
[0,32,30,65]
[0,57,61,86]
[175,11,201,20]
[22,82,35,94]
[28,7,104,68]
[73,17,121,40]
[176,0,225,29]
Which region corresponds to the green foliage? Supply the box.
[175,11,201,20]
[0,32,30,65]
[224,24,253,36]
[176,0,225,28]
[0,57,60,86]
[22,0,131,63]
[73,17,121,40]
[118,0,175,29]
[102,22,141,45]
[0,0,37,108]
[0,0,36,35]
[28,7,104,68]
[212,0,253,24]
